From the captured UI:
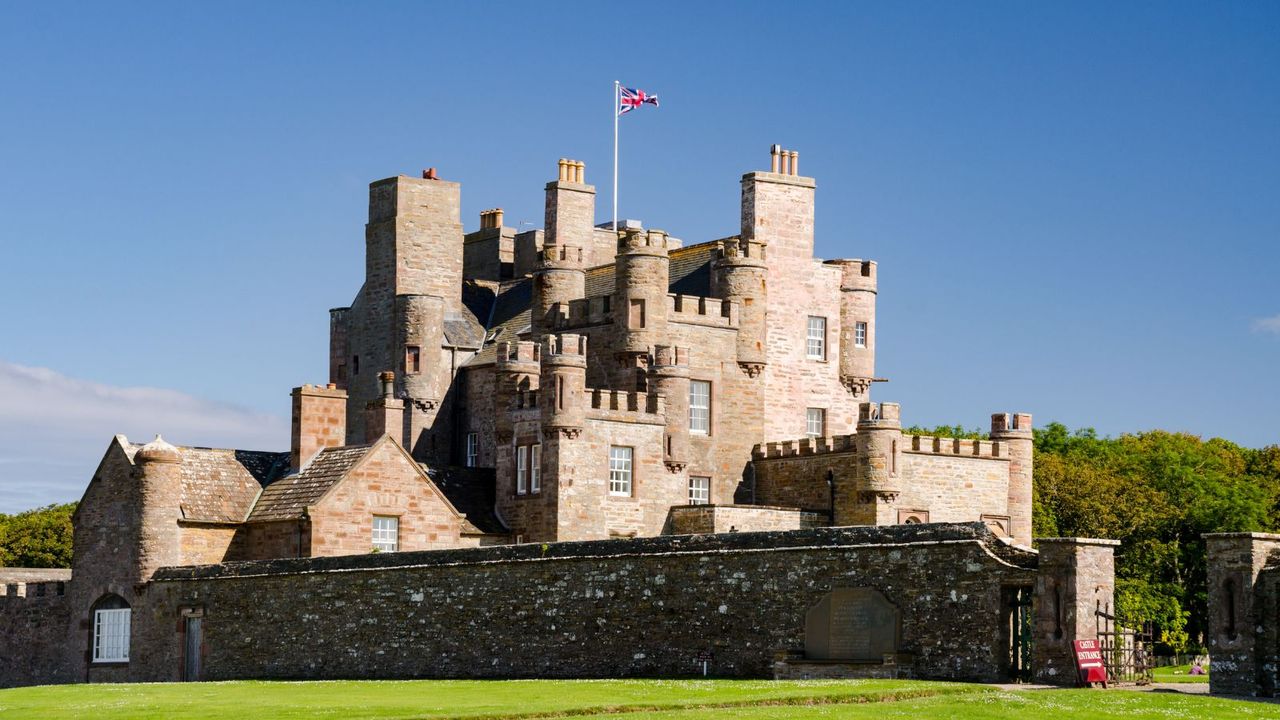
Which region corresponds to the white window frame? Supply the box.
[855,321,867,348]
[530,444,541,493]
[689,476,711,505]
[806,407,826,438]
[689,380,711,435]
[93,608,130,663]
[372,515,399,552]
[465,432,478,468]
[806,316,827,360]
[609,446,633,496]
[516,445,528,495]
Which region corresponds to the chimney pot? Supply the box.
[422,167,439,180]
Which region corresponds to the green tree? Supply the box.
[0,503,76,568]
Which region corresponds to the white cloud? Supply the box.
[1253,315,1280,335]
[0,362,286,513]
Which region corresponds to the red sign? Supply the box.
[1073,639,1108,685]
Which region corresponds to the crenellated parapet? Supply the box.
[0,581,67,601]
[667,294,738,328]
[587,388,666,425]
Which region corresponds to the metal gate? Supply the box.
[1096,601,1153,685]
[1004,586,1034,682]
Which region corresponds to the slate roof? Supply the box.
[466,238,723,366]
[424,465,507,535]
[125,443,290,524]
[246,445,372,522]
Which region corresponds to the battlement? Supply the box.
[617,228,671,255]
[714,236,767,263]
[667,294,739,328]
[536,244,584,267]
[826,258,877,292]
[545,333,587,357]
[753,435,857,459]
[905,435,1007,460]
[513,390,540,410]
[0,581,66,601]
[653,345,690,368]
[556,296,613,329]
[478,208,504,230]
[858,402,901,425]
[991,412,1033,435]
[496,340,541,365]
[588,388,666,421]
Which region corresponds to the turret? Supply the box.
[827,259,877,397]
[394,293,445,406]
[992,412,1034,545]
[133,435,183,580]
[494,340,541,444]
[649,345,691,472]
[532,159,592,337]
[852,402,902,525]
[613,228,671,362]
[540,334,587,438]
[711,237,768,377]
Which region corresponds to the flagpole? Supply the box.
[612,80,620,232]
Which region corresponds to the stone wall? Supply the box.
[0,590,72,687]
[665,505,822,534]
[1205,532,1280,697]
[128,523,1037,683]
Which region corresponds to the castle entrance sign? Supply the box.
[804,587,900,661]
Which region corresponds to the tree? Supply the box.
[0,503,76,568]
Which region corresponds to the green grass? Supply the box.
[0,679,1270,720]
[1152,663,1210,683]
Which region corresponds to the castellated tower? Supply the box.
[132,435,183,581]
[845,402,903,526]
[649,345,691,472]
[493,341,540,445]
[711,236,768,375]
[540,333,587,438]
[828,259,877,397]
[992,412,1034,545]
[613,228,671,371]
[532,160,591,338]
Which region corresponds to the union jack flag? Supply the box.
[618,86,659,116]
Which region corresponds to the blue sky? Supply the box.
[1,2,1277,512]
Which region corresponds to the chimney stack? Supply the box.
[290,384,348,471]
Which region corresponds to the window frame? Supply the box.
[465,432,478,468]
[371,515,399,552]
[405,345,421,374]
[516,445,528,495]
[530,444,541,494]
[608,446,633,497]
[688,475,711,505]
[854,321,867,348]
[806,316,827,360]
[805,407,827,438]
[689,380,711,435]
[92,606,131,664]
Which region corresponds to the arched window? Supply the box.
[91,594,131,663]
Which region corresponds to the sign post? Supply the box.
[1073,639,1108,688]
[695,650,714,677]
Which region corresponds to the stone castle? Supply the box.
[3,145,1097,689]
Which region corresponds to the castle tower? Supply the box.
[133,435,183,580]
[845,402,903,526]
[828,259,877,397]
[493,340,541,445]
[540,334,587,438]
[650,345,691,472]
[711,237,768,376]
[532,159,591,337]
[613,228,671,367]
[992,412,1034,545]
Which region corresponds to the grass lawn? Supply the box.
[1152,663,1210,683]
[0,678,1272,720]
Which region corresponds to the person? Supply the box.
[1189,661,1206,675]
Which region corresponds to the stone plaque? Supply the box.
[804,587,900,661]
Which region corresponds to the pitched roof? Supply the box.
[423,465,507,536]
[125,442,290,523]
[246,445,372,522]
[466,238,724,366]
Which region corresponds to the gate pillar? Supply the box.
[1032,537,1118,686]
